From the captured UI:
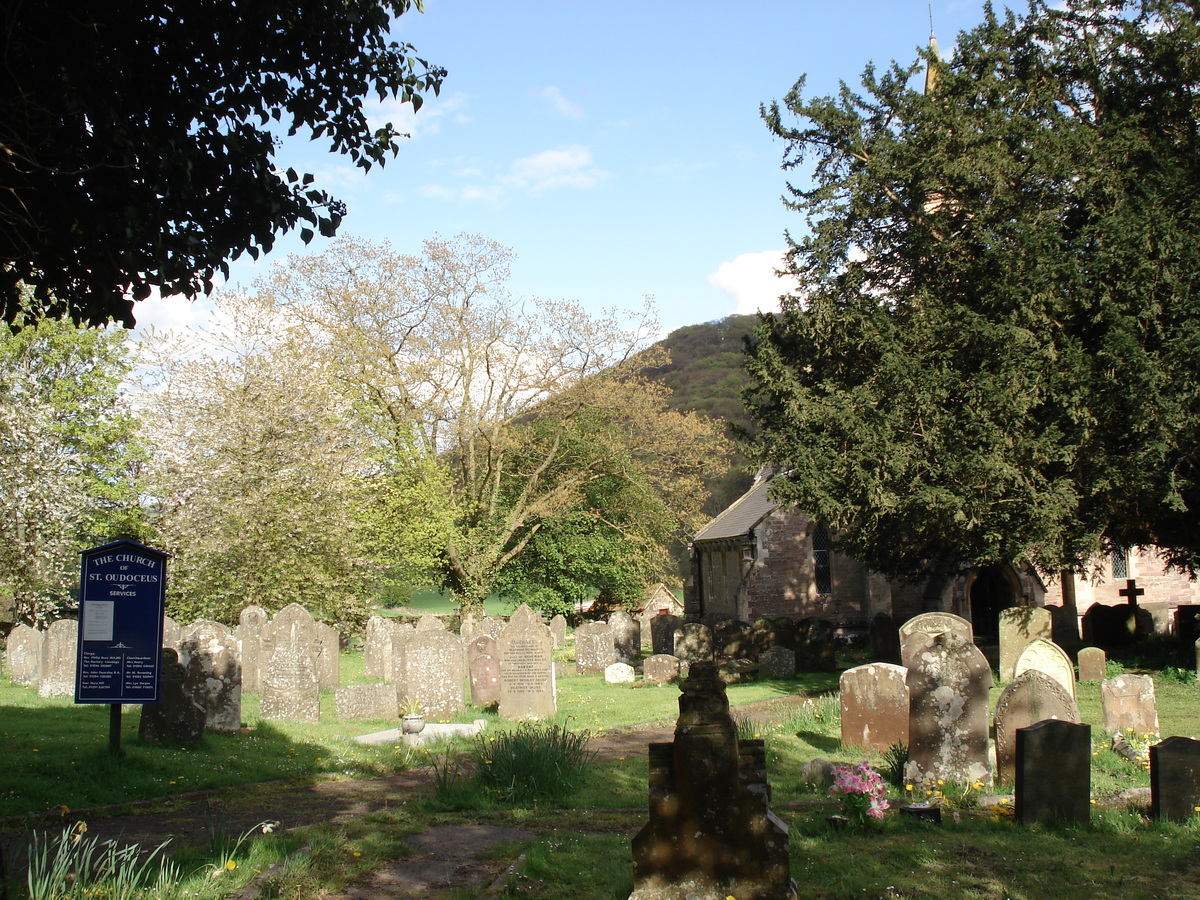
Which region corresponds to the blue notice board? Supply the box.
[75,540,168,704]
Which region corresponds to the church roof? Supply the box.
[692,477,779,543]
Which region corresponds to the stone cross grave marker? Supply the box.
[1015,719,1092,825]
[998,606,1052,683]
[839,662,909,753]
[498,605,556,719]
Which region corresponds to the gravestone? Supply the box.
[334,683,397,722]
[388,621,415,686]
[1082,603,1142,650]
[1077,646,1107,682]
[498,605,556,719]
[38,619,77,698]
[999,606,1053,683]
[1100,674,1160,738]
[236,605,269,693]
[899,611,973,669]
[178,622,242,732]
[714,619,755,661]
[399,617,465,720]
[643,654,681,685]
[478,616,505,641]
[839,662,909,753]
[1175,606,1200,648]
[993,669,1081,785]
[674,622,714,664]
[605,662,636,684]
[1150,736,1200,822]
[260,641,320,723]
[1015,720,1092,825]
[6,623,42,686]
[629,661,794,900]
[138,649,205,747]
[758,646,796,680]
[869,612,902,665]
[268,603,317,660]
[362,615,393,679]
[651,614,680,656]
[1013,638,1076,700]
[609,610,642,663]
[795,617,837,671]
[549,614,568,649]
[470,651,502,707]
[904,630,992,786]
[314,622,341,689]
[161,615,181,650]
[574,621,616,675]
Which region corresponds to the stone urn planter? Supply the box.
[402,713,426,735]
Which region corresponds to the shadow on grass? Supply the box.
[794,731,841,754]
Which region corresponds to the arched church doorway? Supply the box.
[969,564,1017,642]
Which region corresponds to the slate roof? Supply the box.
[692,477,779,543]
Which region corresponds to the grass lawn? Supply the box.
[3,649,1200,899]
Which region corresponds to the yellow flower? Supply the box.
[937,779,945,786]
[905,784,913,792]
[352,851,361,858]
[226,860,237,870]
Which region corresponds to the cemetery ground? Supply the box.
[2,650,1200,900]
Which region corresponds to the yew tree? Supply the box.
[1,1,443,327]
[747,0,1200,583]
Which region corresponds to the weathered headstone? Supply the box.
[795,617,837,671]
[549,614,568,649]
[236,605,269,693]
[609,610,642,663]
[314,622,341,689]
[161,615,182,650]
[470,651,501,707]
[260,641,320,723]
[574,620,616,675]
[1013,638,1076,700]
[629,661,794,900]
[650,614,680,656]
[643,654,681,685]
[993,669,1081,785]
[178,622,242,732]
[399,617,465,720]
[498,605,555,719]
[605,662,636,684]
[1150,736,1200,822]
[714,619,755,661]
[904,630,992,786]
[749,617,779,657]
[138,648,206,747]
[998,606,1053,683]
[362,615,393,679]
[6,622,42,686]
[1100,673,1160,738]
[758,646,796,680]
[388,621,415,686]
[1082,603,1140,650]
[840,662,909,753]
[899,612,973,670]
[268,603,317,659]
[1077,646,1107,682]
[334,683,397,722]
[38,619,77,698]
[477,616,505,641]
[869,612,902,665]
[674,622,714,664]
[1015,720,1092,825]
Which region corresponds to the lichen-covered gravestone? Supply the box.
[399,616,465,720]
[38,619,77,698]
[1013,638,1076,700]
[629,661,795,900]
[839,662,909,753]
[714,619,755,662]
[1015,719,1092,825]
[899,612,973,670]
[498,604,555,719]
[334,683,397,722]
[178,621,242,732]
[362,615,393,680]
[6,623,42,686]
[314,622,341,689]
[904,630,992,787]
[642,654,681,685]
[139,648,205,747]
[608,610,641,663]
[549,614,568,649]
[674,622,713,665]
[758,646,796,680]
[260,640,320,723]
[993,669,1081,785]
[574,621,616,675]
[605,662,636,683]
[236,605,269,693]
[998,606,1053,683]
[1101,673,1160,738]
[468,634,501,707]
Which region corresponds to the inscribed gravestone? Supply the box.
[478,616,505,641]
[236,605,269,693]
[138,648,205,747]
[650,614,680,656]
[758,646,796,680]
[574,621,616,675]
[400,617,465,720]
[178,622,242,732]
[498,605,555,719]
[467,634,501,706]
[260,641,320,723]
[899,612,973,670]
[1150,736,1200,822]
[608,610,641,663]
[905,631,992,786]
[6,623,41,686]
[1101,674,1160,737]
[643,654,681,685]
[1013,638,1076,700]
[869,612,902,665]
[549,614,568,649]
[993,669,1081,785]
[1015,720,1091,825]
[839,662,909,752]
[389,621,415,687]
[674,622,713,664]
[268,603,317,661]
[314,622,341,689]
[334,683,397,722]
[715,619,755,661]
[999,606,1053,683]
[1077,646,1107,682]
[362,615,392,679]
[38,619,78,698]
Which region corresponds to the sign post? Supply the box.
[75,540,169,756]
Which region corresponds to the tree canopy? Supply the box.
[0,1,443,328]
[746,0,1200,582]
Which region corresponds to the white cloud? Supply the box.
[420,145,610,202]
[533,86,584,119]
[708,250,797,315]
[363,91,470,139]
[130,288,215,337]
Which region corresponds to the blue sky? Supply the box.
[137,0,996,336]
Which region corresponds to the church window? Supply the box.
[812,523,832,594]
[1110,546,1128,580]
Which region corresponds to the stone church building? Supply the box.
[687,472,1200,639]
